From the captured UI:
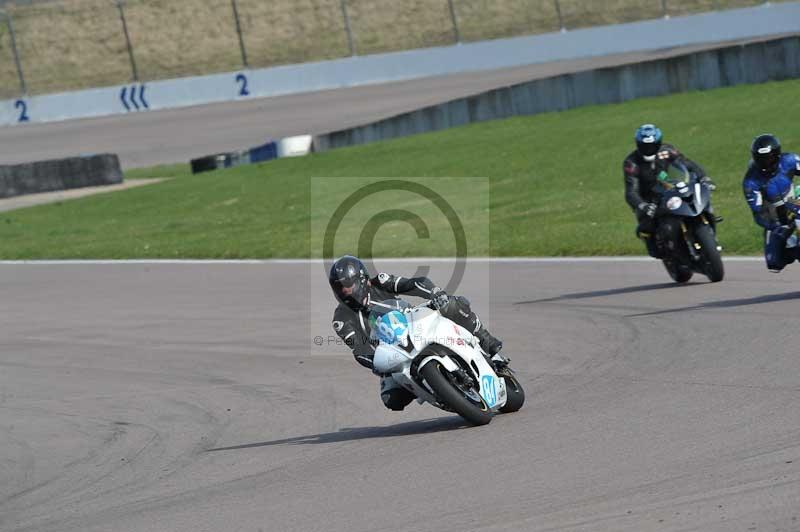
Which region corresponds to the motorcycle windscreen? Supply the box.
[659,162,709,215]
[654,161,692,193]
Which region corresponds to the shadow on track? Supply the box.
[627,291,800,318]
[514,282,687,306]
[205,416,468,452]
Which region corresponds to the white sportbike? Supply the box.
[371,300,525,426]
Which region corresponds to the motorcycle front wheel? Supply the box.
[419,360,492,426]
[497,367,525,414]
[662,258,693,283]
[694,224,724,282]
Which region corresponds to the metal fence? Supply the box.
[0,0,784,99]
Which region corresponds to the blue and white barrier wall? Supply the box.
[1,2,799,128]
[314,36,800,151]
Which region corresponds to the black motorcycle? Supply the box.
[651,161,724,283]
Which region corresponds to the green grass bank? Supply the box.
[0,78,797,259]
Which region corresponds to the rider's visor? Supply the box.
[637,140,661,157]
[332,278,357,291]
[755,150,780,174]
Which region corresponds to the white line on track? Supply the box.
[0,257,764,265]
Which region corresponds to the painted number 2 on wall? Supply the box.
[236,73,250,97]
[15,99,29,123]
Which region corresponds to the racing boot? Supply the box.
[645,237,663,259]
[475,326,509,369]
[636,218,663,259]
[637,229,662,259]
[475,326,502,355]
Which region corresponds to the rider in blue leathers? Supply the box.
[742,134,800,271]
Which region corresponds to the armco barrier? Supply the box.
[313,36,800,151]
[0,154,123,198]
[1,2,799,127]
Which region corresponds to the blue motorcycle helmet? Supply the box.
[635,124,663,161]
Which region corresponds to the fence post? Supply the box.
[447,0,461,43]
[553,0,565,31]
[340,0,356,56]
[116,0,139,81]
[230,0,248,68]
[3,9,27,95]
[661,0,670,19]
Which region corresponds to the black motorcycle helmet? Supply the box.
[751,134,782,175]
[329,255,370,311]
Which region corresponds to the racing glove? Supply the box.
[785,202,800,222]
[772,225,793,240]
[431,287,449,310]
[638,202,657,219]
[699,176,716,191]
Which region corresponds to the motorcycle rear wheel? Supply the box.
[419,360,492,426]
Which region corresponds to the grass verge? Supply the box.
[0,78,797,259]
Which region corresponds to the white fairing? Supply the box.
[374,305,507,411]
[373,344,412,374]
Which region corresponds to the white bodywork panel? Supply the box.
[374,306,507,411]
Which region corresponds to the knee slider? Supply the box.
[382,389,414,411]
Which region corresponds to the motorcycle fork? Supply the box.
[681,221,701,261]
[451,367,475,389]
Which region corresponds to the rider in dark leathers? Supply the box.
[329,255,504,411]
[624,124,712,258]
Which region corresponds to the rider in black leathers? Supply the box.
[329,255,504,411]
[624,124,712,258]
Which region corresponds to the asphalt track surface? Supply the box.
[2,259,799,532]
[0,35,792,170]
